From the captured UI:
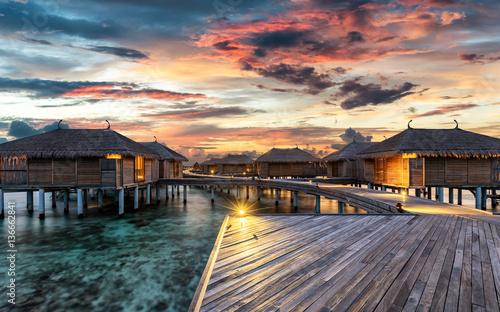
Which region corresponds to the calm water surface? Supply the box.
[0,186,362,312]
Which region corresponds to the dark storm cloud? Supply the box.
[0,77,129,98]
[85,46,150,61]
[212,41,239,51]
[243,62,336,94]
[250,29,311,48]
[7,120,70,139]
[255,84,300,93]
[458,53,500,64]
[22,38,54,45]
[346,31,365,43]
[335,78,420,109]
[339,127,373,142]
[0,78,208,101]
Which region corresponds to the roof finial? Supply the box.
[353,135,356,142]
[154,136,157,142]
[57,120,63,129]
[106,120,110,129]
[454,119,459,129]
[407,119,413,129]
[295,144,298,148]
[383,135,387,140]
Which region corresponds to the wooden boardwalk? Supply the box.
[190,214,500,311]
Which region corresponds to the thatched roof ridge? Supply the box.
[200,157,222,165]
[140,142,188,162]
[0,129,159,159]
[358,128,500,158]
[219,154,254,165]
[255,147,320,163]
[323,142,376,161]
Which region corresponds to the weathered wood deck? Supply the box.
[190,214,500,311]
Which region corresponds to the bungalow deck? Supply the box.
[190,214,500,311]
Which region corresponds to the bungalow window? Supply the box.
[375,158,386,182]
[134,156,145,182]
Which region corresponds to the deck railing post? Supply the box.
[338,201,344,214]
[293,192,298,210]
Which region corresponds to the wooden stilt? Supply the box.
[448,188,454,204]
[91,189,95,200]
[437,187,444,202]
[246,186,249,199]
[427,187,432,199]
[97,189,103,213]
[64,189,69,214]
[177,185,180,195]
[38,189,45,219]
[0,189,4,219]
[315,195,320,214]
[475,187,482,209]
[165,185,169,200]
[415,189,421,197]
[457,188,462,205]
[237,187,241,199]
[156,185,160,203]
[171,185,175,198]
[134,186,139,210]
[118,189,124,217]
[51,191,57,208]
[183,185,187,203]
[481,188,487,210]
[83,189,88,209]
[77,189,83,219]
[275,189,279,206]
[381,185,386,191]
[211,186,215,203]
[27,190,34,213]
[146,184,151,206]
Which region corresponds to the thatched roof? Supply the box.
[358,127,500,158]
[219,154,254,165]
[323,142,376,162]
[200,158,222,166]
[140,141,188,162]
[0,129,159,159]
[255,147,320,163]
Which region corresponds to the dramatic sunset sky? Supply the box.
[0,0,499,164]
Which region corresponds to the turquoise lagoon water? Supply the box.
[0,186,363,312]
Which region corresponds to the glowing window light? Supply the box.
[106,154,122,159]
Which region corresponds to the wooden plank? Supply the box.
[471,220,485,309]
[188,215,229,312]
[458,218,473,312]
[478,221,499,312]
[484,223,500,307]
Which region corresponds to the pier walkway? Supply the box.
[190,214,500,311]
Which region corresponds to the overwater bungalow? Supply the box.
[199,158,222,174]
[140,141,188,178]
[0,127,160,218]
[357,123,500,208]
[323,141,375,178]
[255,147,322,178]
[217,154,254,175]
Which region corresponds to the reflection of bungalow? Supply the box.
[200,158,222,174]
[255,147,321,178]
[0,128,159,218]
[357,125,500,207]
[140,141,187,178]
[217,154,254,175]
[323,141,376,178]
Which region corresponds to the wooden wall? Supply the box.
[364,159,374,181]
[1,156,27,185]
[100,159,116,187]
[28,159,52,185]
[123,157,135,185]
[77,158,100,186]
[151,159,159,182]
[266,163,317,178]
[425,158,445,185]
[54,159,76,185]
[220,164,248,174]
[385,155,401,185]
[426,157,495,186]
[145,159,152,182]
